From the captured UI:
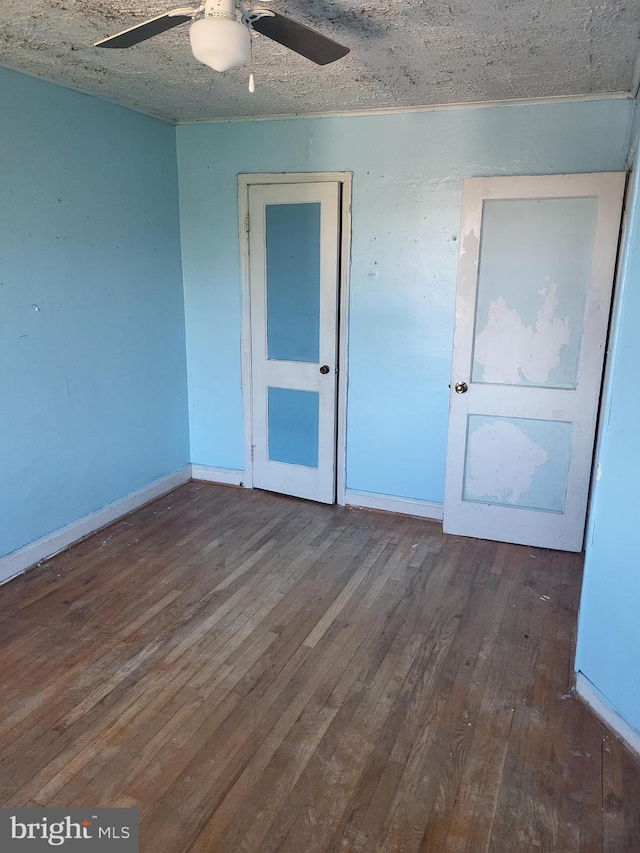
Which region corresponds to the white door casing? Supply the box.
[246,180,341,504]
[444,172,626,551]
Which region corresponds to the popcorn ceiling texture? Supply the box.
[1,0,638,121]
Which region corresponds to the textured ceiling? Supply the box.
[1,0,639,121]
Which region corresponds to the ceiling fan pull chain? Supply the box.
[248,31,255,92]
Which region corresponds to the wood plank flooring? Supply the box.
[1,482,639,852]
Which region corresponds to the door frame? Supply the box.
[238,172,353,505]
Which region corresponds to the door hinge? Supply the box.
[245,212,250,233]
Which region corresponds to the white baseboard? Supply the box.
[343,489,443,521]
[191,465,244,487]
[576,672,640,759]
[0,467,191,586]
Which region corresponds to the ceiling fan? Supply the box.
[95,0,350,73]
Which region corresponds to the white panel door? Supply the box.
[444,173,625,551]
[248,181,340,504]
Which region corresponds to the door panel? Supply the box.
[444,173,625,551]
[463,415,573,513]
[265,202,321,363]
[249,181,340,504]
[267,387,320,468]
[471,196,598,389]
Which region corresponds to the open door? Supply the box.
[444,173,625,551]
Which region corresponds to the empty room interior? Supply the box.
[2,0,640,849]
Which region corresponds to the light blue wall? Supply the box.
[575,101,640,735]
[0,67,189,560]
[177,98,631,501]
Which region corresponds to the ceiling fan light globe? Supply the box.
[189,17,250,72]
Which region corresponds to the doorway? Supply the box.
[239,173,352,504]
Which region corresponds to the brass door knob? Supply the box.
[454,381,468,394]
[320,365,330,375]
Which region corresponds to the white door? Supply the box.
[248,181,340,504]
[444,172,625,551]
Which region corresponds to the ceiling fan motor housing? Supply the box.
[190,16,250,70]
[189,0,250,71]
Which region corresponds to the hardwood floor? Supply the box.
[1,482,639,852]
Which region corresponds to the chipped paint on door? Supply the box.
[471,196,598,390]
[444,173,625,551]
[474,281,571,384]
[464,416,573,512]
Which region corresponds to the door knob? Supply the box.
[320,365,330,375]
[454,381,468,394]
